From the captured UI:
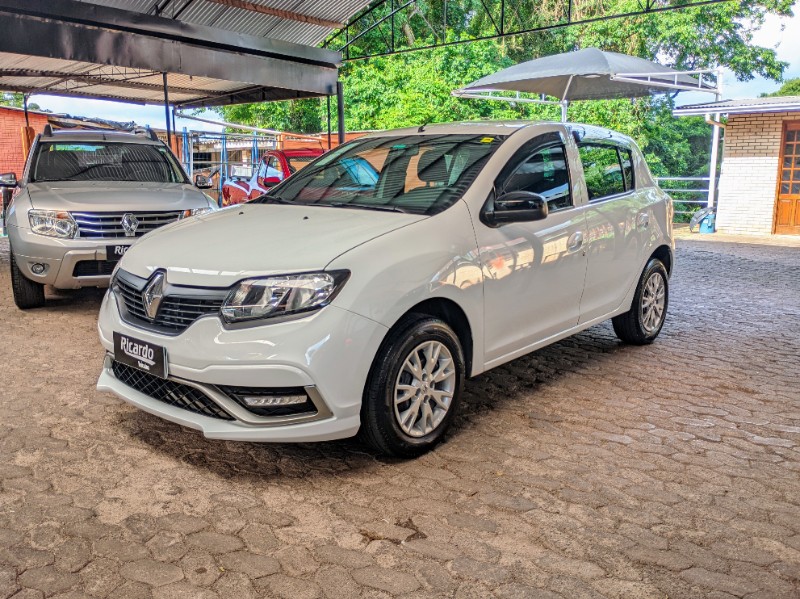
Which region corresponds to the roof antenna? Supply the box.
[42,124,54,137]
[418,123,427,132]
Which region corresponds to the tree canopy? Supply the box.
[763,77,800,96]
[218,0,794,178]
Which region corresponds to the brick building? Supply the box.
[0,105,50,178]
[675,97,800,236]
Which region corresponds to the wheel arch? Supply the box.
[379,297,475,379]
[651,244,673,275]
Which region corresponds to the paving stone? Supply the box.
[18,566,79,596]
[680,567,759,596]
[1,238,800,599]
[217,551,280,578]
[449,557,511,585]
[185,532,243,554]
[263,573,322,599]
[151,582,218,599]
[352,566,421,594]
[119,559,184,587]
[315,545,374,569]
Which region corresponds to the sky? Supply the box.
[27,4,800,128]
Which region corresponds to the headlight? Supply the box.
[221,270,349,323]
[178,206,216,219]
[28,210,77,238]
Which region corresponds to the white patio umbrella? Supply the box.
[453,48,718,122]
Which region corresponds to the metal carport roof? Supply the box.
[0,0,371,108]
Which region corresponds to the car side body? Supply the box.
[96,121,673,456]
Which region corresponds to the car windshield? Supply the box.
[255,134,507,215]
[31,142,187,184]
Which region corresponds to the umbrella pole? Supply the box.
[561,75,574,123]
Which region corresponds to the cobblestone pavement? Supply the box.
[1,236,799,599]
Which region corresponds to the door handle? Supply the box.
[637,213,650,229]
[567,231,584,252]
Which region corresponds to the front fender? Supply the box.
[326,201,485,375]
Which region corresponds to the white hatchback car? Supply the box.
[97,121,673,457]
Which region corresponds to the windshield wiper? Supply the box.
[253,194,296,205]
[325,202,409,214]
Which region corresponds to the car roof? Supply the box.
[278,148,325,156]
[38,130,163,145]
[361,120,636,149]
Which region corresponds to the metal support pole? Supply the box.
[162,72,172,147]
[560,101,568,123]
[326,95,332,150]
[707,68,723,209]
[336,81,345,145]
[23,94,29,127]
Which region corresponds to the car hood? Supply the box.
[120,203,427,287]
[26,181,211,211]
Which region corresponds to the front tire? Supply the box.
[359,316,465,457]
[612,258,668,345]
[10,251,45,309]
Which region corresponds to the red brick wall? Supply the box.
[0,107,50,178]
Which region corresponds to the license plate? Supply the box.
[106,244,130,262]
[113,332,168,379]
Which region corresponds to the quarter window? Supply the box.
[578,144,634,201]
[502,144,572,211]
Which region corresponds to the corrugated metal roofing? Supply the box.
[0,0,370,107]
[674,96,800,116]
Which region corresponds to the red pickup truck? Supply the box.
[222,148,323,206]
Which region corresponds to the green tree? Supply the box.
[0,92,42,111]
[763,77,800,96]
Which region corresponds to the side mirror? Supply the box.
[483,191,548,227]
[194,174,213,189]
[0,172,18,187]
[263,176,282,188]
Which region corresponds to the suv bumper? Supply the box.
[8,225,131,289]
[96,289,388,442]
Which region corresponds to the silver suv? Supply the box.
[1,128,216,309]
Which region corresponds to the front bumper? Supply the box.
[96,288,388,442]
[8,224,130,289]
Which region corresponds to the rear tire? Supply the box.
[10,251,45,309]
[612,258,668,345]
[359,315,465,457]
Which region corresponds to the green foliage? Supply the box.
[0,92,42,111]
[218,0,793,177]
[763,77,800,97]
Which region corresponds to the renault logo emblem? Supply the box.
[121,213,139,237]
[142,272,165,321]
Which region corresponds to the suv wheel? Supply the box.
[360,315,465,457]
[10,250,45,309]
[612,258,668,345]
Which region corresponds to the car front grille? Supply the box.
[111,360,234,421]
[73,260,117,278]
[113,271,226,334]
[72,211,182,239]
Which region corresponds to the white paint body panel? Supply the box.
[97,121,673,442]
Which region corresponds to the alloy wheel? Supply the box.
[641,271,666,333]
[394,340,456,438]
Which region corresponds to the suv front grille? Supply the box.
[111,360,233,421]
[73,260,117,278]
[113,271,226,334]
[72,211,182,239]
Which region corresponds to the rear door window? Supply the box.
[578,144,634,201]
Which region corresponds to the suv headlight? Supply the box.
[28,210,77,238]
[178,206,216,219]
[221,271,349,323]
